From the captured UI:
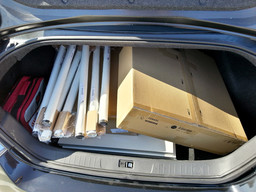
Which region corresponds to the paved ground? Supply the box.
[0,166,24,192]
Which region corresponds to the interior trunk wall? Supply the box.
[0,46,56,104]
[213,51,256,139]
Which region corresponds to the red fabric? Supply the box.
[19,81,30,95]
[3,76,30,112]
[19,78,43,132]
[16,78,37,132]
[2,76,44,133]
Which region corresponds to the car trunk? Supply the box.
[0,41,256,184]
[1,43,255,158]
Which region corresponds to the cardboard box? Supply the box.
[117,47,247,155]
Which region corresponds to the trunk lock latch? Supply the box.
[119,160,134,168]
